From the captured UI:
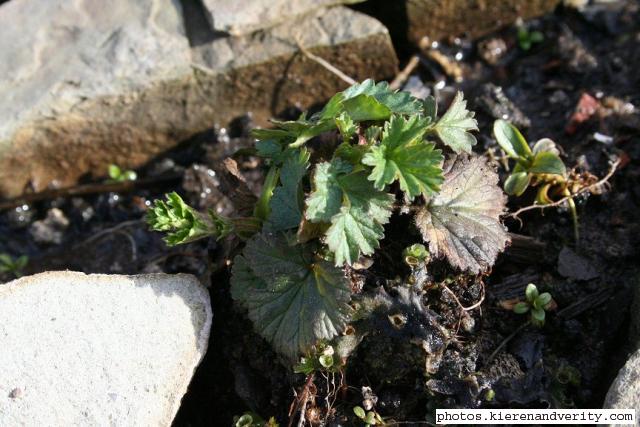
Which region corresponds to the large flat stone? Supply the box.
[604,348,640,425]
[0,0,397,197]
[0,271,212,426]
[358,0,560,46]
[201,0,364,36]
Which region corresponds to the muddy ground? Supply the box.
[1,1,639,425]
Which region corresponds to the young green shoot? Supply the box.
[513,283,554,327]
[0,253,28,278]
[107,164,137,183]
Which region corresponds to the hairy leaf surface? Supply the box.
[415,155,509,273]
[265,149,310,231]
[432,92,478,153]
[362,115,444,199]
[230,233,352,357]
[306,160,394,265]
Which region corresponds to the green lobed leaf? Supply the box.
[432,92,478,153]
[305,160,353,223]
[265,149,310,231]
[493,119,532,160]
[362,114,444,200]
[415,155,510,274]
[529,151,566,176]
[329,173,394,266]
[306,160,394,265]
[423,95,438,125]
[262,79,423,147]
[230,232,352,358]
[335,112,357,143]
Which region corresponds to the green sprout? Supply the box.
[294,345,340,374]
[234,412,278,427]
[0,253,28,278]
[517,23,544,51]
[402,243,430,267]
[513,283,553,327]
[147,192,260,245]
[107,164,137,183]
[493,120,581,239]
[353,406,384,426]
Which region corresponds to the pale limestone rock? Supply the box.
[0,271,212,426]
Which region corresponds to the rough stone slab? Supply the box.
[604,348,640,425]
[359,0,560,45]
[0,1,397,197]
[0,271,212,426]
[202,0,364,35]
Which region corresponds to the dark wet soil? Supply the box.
[1,1,639,426]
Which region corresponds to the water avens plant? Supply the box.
[148,79,513,358]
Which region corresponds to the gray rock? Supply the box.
[362,0,559,44]
[202,0,364,35]
[0,0,397,197]
[604,348,640,425]
[557,247,599,281]
[0,271,212,426]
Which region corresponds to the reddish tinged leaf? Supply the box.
[415,155,510,274]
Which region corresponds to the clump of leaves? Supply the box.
[0,253,28,278]
[294,344,341,374]
[149,80,510,358]
[513,283,554,327]
[493,119,566,198]
[107,164,137,183]
[493,119,606,240]
[353,406,384,426]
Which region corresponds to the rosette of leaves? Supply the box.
[149,80,510,357]
[513,283,554,327]
[493,119,566,197]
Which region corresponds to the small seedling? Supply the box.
[294,345,340,374]
[0,253,28,278]
[513,283,553,327]
[234,412,278,427]
[402,243,430,267]
[517,21,544,51]
[493,119,583,238]
[107,164,137,183]
[353,406,384,426]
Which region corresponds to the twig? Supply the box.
[74,219,144,248]
[390,55,421,90]
[295,37,355,85]
[288,374,315,427]
[441,282,485,312]
[0,173,181,211]
[507,159,620,219]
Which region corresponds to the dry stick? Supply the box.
[288,374,315,427]
[295,37,356,85]
[441,282,485,312]
[389,55,421,90]
[507,159,620,220]
[0,173,182,211]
